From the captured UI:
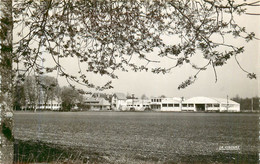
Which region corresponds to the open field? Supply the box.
[14,112,259,163]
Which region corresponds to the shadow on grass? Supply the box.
[172,153,258,164]
[14,139,107,163]
[14,139,258,164]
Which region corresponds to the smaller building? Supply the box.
[85,97,110,111]
[111,93,127,111]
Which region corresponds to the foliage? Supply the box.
[13,83,25,110]
[141,94,148,100]
[60,86,83,111]
[38,75,60,109]
[22,76,40,111]
[13,75,86,111]
[160,95,166,98]
[10,0,258,91]
[14,75,60,111]
[232,95,259,111]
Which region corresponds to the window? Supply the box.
[162,104,167,107]
[214,104,220,107]
[168,104,173,107]
[207,104,212,107]
[159,99,162,102]
[174,104,179,107]
[188,104,194,107]
[182,104,187,107]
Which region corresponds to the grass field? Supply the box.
[14,112,259,163]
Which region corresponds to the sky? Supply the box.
[14,2,260,99]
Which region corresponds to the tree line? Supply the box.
[232,96,259,111]
[13,75,84,111]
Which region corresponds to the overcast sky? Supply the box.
[15,2,260,99]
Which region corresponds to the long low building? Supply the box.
[149,96,240,112]
[22,102,62,111]
[182,97,240,112]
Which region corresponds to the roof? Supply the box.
[85,97,110,106]
[183,96,239,105]
[98,98,110,106]
[211,98,239,105]
[85,97,99,102]
[113,93,127,100]
[126,99,151,105]
[92,93,110,99]
[161,97,182,103]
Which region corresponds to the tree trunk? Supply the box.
[0,0,14,163]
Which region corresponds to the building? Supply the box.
[126,99,150,111]
[182,97,240,112]
[150,97,162,111]
[111,93,127,111]
[150,97,182,111]
[85,97,110,111]
[23,99,62,111]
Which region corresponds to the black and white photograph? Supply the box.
[0,0,259,163]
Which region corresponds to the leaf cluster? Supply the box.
[10,0,258,90]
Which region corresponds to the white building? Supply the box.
[182,97,240,112]
[150,97,162,111]
[150,97,182,111]
[126,99,150,111]
[111,93,127,111]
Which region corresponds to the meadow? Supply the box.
[14,112,259,163]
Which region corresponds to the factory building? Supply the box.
[182,97,240,112]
